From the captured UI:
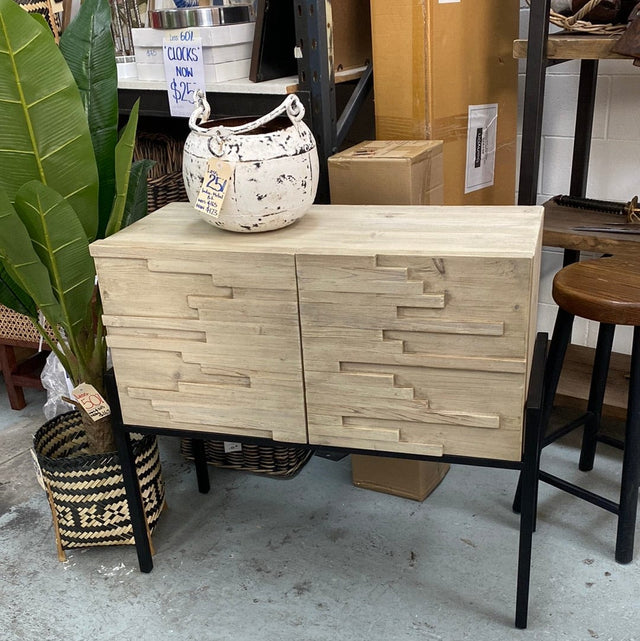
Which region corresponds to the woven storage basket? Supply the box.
[180,438,313,480]
[33,411,165,558]
[134,132,189,213]
[528,0,628,35]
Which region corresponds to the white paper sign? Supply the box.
[223,441,242,453]
[163,28,206,118]
[465,103,498,194]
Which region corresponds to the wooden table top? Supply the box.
[543,199,640,257]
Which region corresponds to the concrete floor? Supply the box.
[1,384,639,640]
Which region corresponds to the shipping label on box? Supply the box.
[465,103,498,194]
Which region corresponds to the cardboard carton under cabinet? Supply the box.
[328,140,443,205]
[352,456,450,502]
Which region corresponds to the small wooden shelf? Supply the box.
[513,34,630,60]
[557,343,629,421]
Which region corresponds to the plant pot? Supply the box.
[32,411,165,560]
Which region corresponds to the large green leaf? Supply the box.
[122,159,155,229]
[14,181,95,337]
[105,100,140,237]
[0,189,61,323]
[0,263,37,318]
[60,0,118,239]
[0,0,99,240]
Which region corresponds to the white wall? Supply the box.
[518,2,640,354]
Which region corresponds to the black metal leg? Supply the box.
[513,308,574,513]
[106,370,154,573]
[579,323,615,471]
[192,438,210,494]
[615,326,640,563]
[515,332,547,629]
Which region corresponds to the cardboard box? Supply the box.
[369,0,519,206]
[352,455,450,502]
[328,140,443,205]
[333,0,372,72]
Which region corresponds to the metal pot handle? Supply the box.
[188,90,306,136]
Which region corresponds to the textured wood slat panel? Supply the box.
[310,433,446,457]
[187,297,300,325]
[299,251,532,459]
[103,315,294,338]
[300,289,446,308]
[311,423,401,442]
[96,246,306,441]
[308,392,499,428]
[305,371,416,399]
[304,347,526,374]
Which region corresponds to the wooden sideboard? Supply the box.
[91,203,543,461]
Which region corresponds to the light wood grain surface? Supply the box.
[513,35,629,60]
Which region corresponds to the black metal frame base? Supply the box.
[516,308,640,564]
[107,333,547,629]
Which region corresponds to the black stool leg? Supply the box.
[579,323,615,472]
[513,308,575,514]
[615,325,640,564]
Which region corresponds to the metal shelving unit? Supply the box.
[119,1,373,201]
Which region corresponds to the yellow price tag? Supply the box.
[194,158,233,219]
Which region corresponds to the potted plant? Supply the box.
[0,0,164,559]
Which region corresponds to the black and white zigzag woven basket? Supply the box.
[33,411,165,555]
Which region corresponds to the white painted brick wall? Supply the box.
[519,2,640,354]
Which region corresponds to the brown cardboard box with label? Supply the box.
[369,0,519,205]
[328,140,443,205]
[352,456,450,502]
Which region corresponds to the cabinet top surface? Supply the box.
[90,203,543,258]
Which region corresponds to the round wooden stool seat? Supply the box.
[553,257,640,326]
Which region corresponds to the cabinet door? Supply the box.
[297,253,534,461]
[97,250,307,443]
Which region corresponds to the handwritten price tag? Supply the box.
[163,29,206,118]
[194,158,234,219]
[71,383,111,421]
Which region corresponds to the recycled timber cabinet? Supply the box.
[91,203,543,461]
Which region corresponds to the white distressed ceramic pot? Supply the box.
[183,90,319,232]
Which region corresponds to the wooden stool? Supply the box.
[533,256,640,563]
[0,305,49,410]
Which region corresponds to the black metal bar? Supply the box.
[569,60,599,198]
[597,434,625,450]
[579,323,615,471]
[542,412,590,447]
[335,63,373,149]
[517,0,552,205]
[106,370,154,572]
[539,471,619,514]
[563,249,581,267]
[513,308,574,513]
[293,0,336,203]
[515,332,547,629]
[192,438,210,494]
[615,326,640,563]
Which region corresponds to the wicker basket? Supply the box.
[134,132,189,213]
[33,411,165,560]
[180,438,313,480]
[0,304,43,344]
[528,0,629,35]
